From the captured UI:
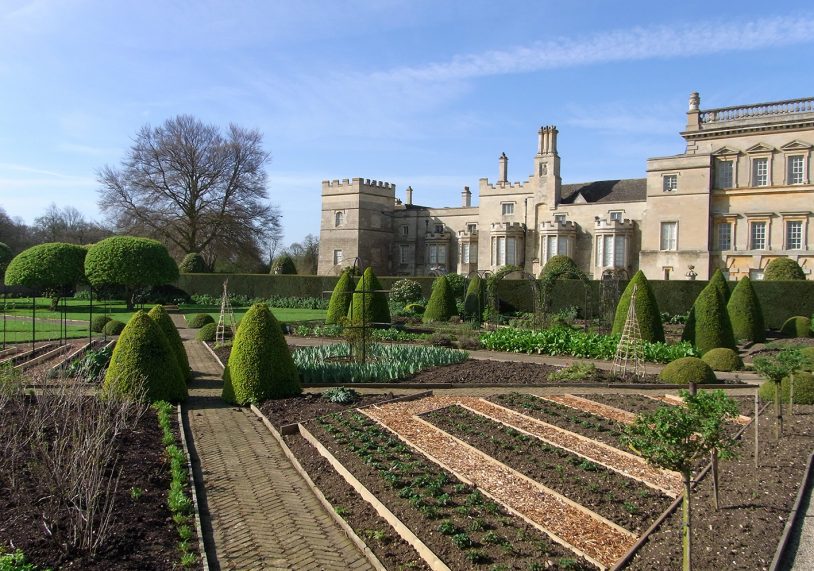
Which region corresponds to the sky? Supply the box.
[2,0,814,246]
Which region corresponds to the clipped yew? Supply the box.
[104,311,187,403]
[726,276,765,343]
[222,303,300,404]
[701,347,744,372]
[689,283,736,354]
[764,257,806,281]
[658,356,717,384]
[611,270,664,343]
[423,275,458,323]
[271,254,297,275]
[463,275,484,321]
[709,269,730,303]
[148,304,191,381]
[326,270,354,325]
[179,252,207,273]
[781,316,811,338]
[539,255,582,279]
[347,267,390,325]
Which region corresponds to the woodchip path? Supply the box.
[172,314,372,571]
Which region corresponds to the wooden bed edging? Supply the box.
[201,341,225,370]
[609,401,770,570]
[770,449,814,570]
[250,405,388,571]
[294,419,452,571]
[177,404,210,571]
[300,381,758,390]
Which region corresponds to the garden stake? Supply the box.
[31,294,35,353]
[789,372,794,418]
[755,391,759,468]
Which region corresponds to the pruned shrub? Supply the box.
[764,257,806,281]
[758,372,814,404]
[103,311,187,402]
[463,275,484,322]
[658,357,717,384]
[404,303,425,314]
[688,283,737,354]
[539,255,582,279]
[326,270,355,325]
[179,252,207,273]
[91,315,112,333]
[727,276,766,343]
[781,316,811,338]
[186,313,214,329]
[103,319,125,336]
[389,278,423,304]
[347,267,390,325]
[444,273,468,300]
[222,303,300,404]
[423,276,458,323]
[196,322,217,342]
[708,269,731,303]
[271,254,297,275]
[701,348,744,372]
[148,304,190,381]
[612,270,664,343]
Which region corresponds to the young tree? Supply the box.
[753,348,804,439]
[4,242,87,310]
[97,115,281,264]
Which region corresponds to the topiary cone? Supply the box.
[726,276,766,343]
[423,275,458,323]
[347,267,390,325]
[611,270,665,343]
[463,275,484,321]
[104,311,187,403]
[326,270,355,325]
[222,303,300,404]
[691,283,737,354]
[148,304,191,382]
[708,269,731,304]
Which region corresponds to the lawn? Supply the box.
[0,318,90,343]
[178,305,326,323]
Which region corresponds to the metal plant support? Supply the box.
[599,268,627,335]
[612,284,645,380]
[216,280,237,345]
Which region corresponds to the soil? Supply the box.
[284,434,431,570]
[302,410,593,570]
[0,402,198,570]
[421,405,670,534]
[582,393,758,418]
[258,391,398,429]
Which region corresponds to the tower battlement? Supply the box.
[490,222,526,232]
[322,178,396,192]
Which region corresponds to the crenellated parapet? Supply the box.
[594,218,636,231]
[424,232,451,241]
[322,177,397,194]
[490,222,526,235]
[539,220,577,232]
[480,178,531,192]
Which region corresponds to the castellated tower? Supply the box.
[317,178,396,275]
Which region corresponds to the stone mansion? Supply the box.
[317,93,814,281]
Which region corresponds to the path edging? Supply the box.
[176,404,210,571]
[250,404,387,571]
[770,449,814,570]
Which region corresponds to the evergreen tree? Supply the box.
[326,270,355,325]
[423,275,458,323]
[148,304,191,381]
[726,276,766,343]
[347,267,390,325]
[611,270,664,343]
[691,283,737,354]
[463,275,484,322]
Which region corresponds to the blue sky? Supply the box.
[2,0,814,246]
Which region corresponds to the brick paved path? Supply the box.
[172,315,373,571]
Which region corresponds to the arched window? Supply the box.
[335,211,345,227]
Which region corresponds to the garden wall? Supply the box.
[175,274,814,330]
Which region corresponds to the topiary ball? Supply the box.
[186,313,215,329]
[91,315,112,333]
[764,257,806,281]
[103,319,126,336]
[404,303,425,314]
[103,311,187,403]
[222,303,300,405]
[658,357,717,384]
[701,347,744,372]
[196,322,217,342]
[780,316,811,338]
[758,372,814,404]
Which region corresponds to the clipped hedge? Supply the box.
[781,316,812,338]
[103,319,126,336]
[463,275,484,321]
[347,267,390,325]
[148,304,191,381]
[91,315,112,333]
[196,322,217,342]
[539,255,582,279]
[658,357,717,384]
[611,270,664,343]
[186,313,215,329]
[764,257,806,281]
[690,282,737,354]
[222,303,300,404]
[103,311,187,403]
[701,348,743,372]
[179,252,208,273]
[326,270,354,325]
[758,372,814,404]
[423,276,457,323]
[727,276,766,343]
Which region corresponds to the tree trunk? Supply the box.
[682,471,692,571]
[774,381,783,439]
[789,372,795,418]
[711,450,719,510]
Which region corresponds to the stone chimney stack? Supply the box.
[405,185,413,205]
[461,186,471,207]
[498,152,508,183]
[686,91,701,132]
[538,125,558,155]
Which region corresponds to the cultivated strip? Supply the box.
[539,395,637,425]
[645,394,752,425]
[364,396,636,569]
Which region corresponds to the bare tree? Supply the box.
[33,203,110,244]
[0,207,36,253]
[283,233,319,274]
[97,115,281,263]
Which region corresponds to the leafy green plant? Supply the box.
[321,386,360,404]
[389,278,424,304]
[754,348,805,438]
[0,548,45,571]
[547,362,597,382]
[129,486,144,501]
[66,345,113,379]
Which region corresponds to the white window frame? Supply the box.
[787,155,806,185]
[750,221,767,250]
[553,214,567,223]
[333,249,343,265]
[660,222,678,251]
[334,211,345,227]
[751,157,769,187]
[714,159,734,189]
[662,174,678,192]
[716,221,733,251]
[786,220,803,250]
[501,202,515,216]
[608,210,623,222]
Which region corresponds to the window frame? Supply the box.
[716,221,733,251]
[659,221,678,251]
[751,156,770,187]
[608,210,623,222]
[785,219,804,250]
[662,174,678,192]
[714,159,735,189]
[399,244,409,264]
[334,211,345,227]
[749,221,767,250]
[787,154,806,185]
[333,249,343,265]
[501,202,515,216]
[400,224,409,237]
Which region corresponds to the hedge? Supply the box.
[658,357,717,384]
[174,273,814,329]
[780,316,812,338]
[764,258,806,281]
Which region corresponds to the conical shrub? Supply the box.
[347,267,390,325]
[709,269,731,304]
[222,303,300,404]
[148,304,191,381]
[681,307,696,344]
[271,254,297,275]
[463,275,484,321]
[727,276,766,343]
[611,270,664,343]
[104,311,187,403]
[423,276,458,323]
[326,270,355,325]
[691,283,737,354]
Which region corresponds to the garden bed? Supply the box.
[258,391,396,429]
[581,393,758,419]
[0,397,199,570]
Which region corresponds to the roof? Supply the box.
[559,178,646,204]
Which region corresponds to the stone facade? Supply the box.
[318,93,814,280]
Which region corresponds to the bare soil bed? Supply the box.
[0,402,196,570]
[582,393,758,418]
[258,391,397,428]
